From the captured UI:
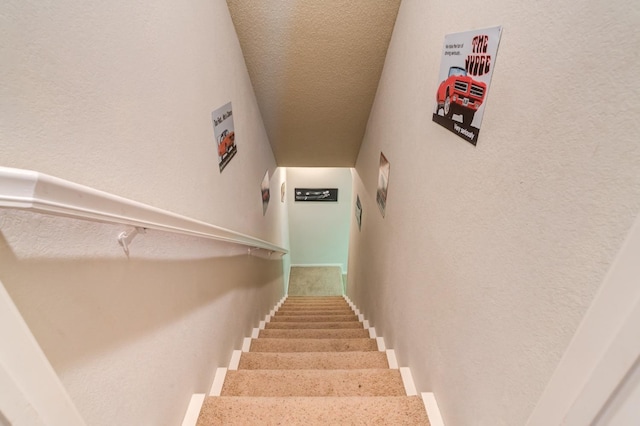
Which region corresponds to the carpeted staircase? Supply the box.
[194,296,431,425]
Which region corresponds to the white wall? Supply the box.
[0,0,286,425]
[287,168,352,272]
[270,167,292,290]
[347,1,640,425]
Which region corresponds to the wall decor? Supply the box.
[376,152,390,217]
[355,195,362,231]
[261,170,270,215]
[432,26,502,146]
[211,101,238,172]
[295,188,338,202]
[281,182,286,202]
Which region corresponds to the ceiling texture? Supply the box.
[226,0,402,167]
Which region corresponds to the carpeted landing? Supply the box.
[196,296,431,425]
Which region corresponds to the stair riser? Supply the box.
[197,397,430,425]
[280,304,350,309]
[274,310,354,316]
[221,370,406,397]
[279,304,350,309]
[249,338,378,353]
[270,315,358,323]
[258,329,369,339]
[237,352,390,370]
[265,322,364,329]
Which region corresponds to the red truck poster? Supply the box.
[432,26,502,146]
[212,102,238,172]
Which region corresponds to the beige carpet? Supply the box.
[196,296,431,425]
[287,266,343,296]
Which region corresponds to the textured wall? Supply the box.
[0,0,285,424]
[347,0,640,425]
[287,168,352,272]
[226,0,401,166]
[0,0,280,244]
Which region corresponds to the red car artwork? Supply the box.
[436,66,486,126]
[218,129,235,157]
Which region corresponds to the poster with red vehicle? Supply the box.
[432,26,502,146]
[212,102,237,172]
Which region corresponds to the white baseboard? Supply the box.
[228,350,241,370]
[242,337,252,352]
[400,367,417,396]
[181,394,205,426]
[290,263,345,273]
[422,392,445,426]
[209,368,227,396]
[386,349,398,369]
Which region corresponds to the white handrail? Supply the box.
[0,167,287,255]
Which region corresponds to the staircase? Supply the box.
[193,296,432,425]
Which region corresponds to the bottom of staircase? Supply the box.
[188,295,436,425]
[199,396,428,424]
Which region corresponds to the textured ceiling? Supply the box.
[226,0,401,167]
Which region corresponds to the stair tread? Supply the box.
[250,338,378,352]
[265,321,364,329]
[278,305,352,310]
[238,352,390,370]
[270,314,358,322]
[281,302,350,306]
[259,328,369,339]
[286,296,345,300]
[197,396,430,425]
[274,309,354,316]
[195,296,430,425]
[221,369,405,397]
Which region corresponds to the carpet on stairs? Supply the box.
[196,295,430,425]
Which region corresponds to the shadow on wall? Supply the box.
[0,226,283,372]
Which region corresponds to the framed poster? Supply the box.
[211,102,238,172]
[432,26,502,146]
[261,171,270,215]
[355,195,362,231]
[294,188,338,202]
[376,152,390,217]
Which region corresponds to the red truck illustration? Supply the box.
[436,66,486,126]
[218,129,235,157]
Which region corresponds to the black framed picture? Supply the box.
[355,195,362,230]
[294,188,338,202]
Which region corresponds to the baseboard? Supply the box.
[209,368,227,396]
[290,263,346,274]
[400,367,417,396]
[386,349,398,369]
[228,350,241,370]
[422,392,445,426]
[181,394,205,426]
[344,295,442,423]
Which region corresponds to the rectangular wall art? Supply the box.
[432,26,502,146]
[261,170,270,215]
[211,102,238,172]
[294,188,338,202]
[376,152,390,217]
[355,195,362,230]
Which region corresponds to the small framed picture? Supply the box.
[294,188,338,202]
[376,152,390,217]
